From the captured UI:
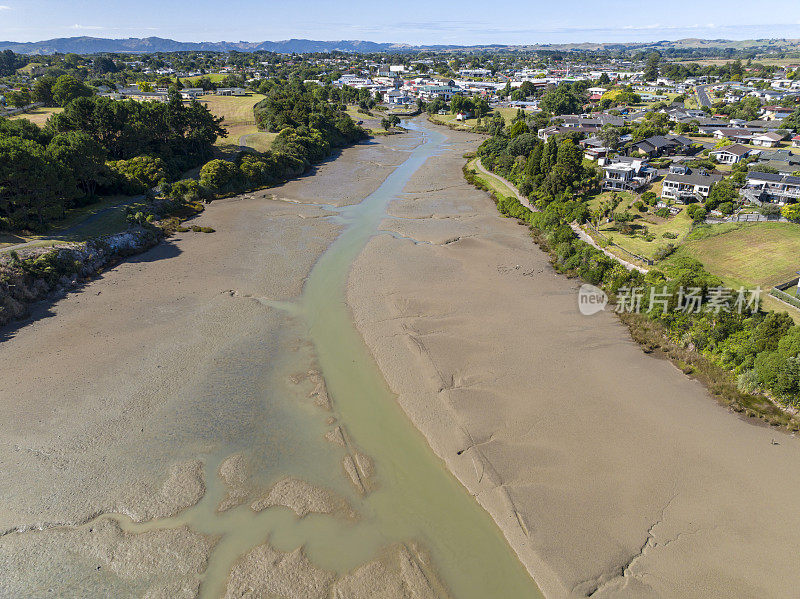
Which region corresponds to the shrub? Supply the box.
[108,156,168,194]
[653,243,676,261]
[199,159,241,194]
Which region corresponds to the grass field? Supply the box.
[584,188,697,260]
[663,221,800,318]
[666,222,800,290]
[197,93,269,152]
[9,106,63,127]
[429,107,522,131]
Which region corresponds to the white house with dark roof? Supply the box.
[602,157,656,191]
[750,131,787,148]
[661,169,722,202]
[709,144,756,164]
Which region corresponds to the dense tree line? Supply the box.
[0,90,225,230]
[477,116,600,200]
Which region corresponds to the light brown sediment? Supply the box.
[0,519,215,598]
[250,477,354,519]
[347,120,800,598]
[224,540,448,599]
[216,453,250,513]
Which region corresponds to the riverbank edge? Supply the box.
[463,159,800,432]
[0,132,383,333]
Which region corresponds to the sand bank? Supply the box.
[347,121,800,597]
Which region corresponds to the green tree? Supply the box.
[705,180,739,211]
[47,131,107,197]
[199,159,241,193]
[5,89,31,108]
[32,76,56,106]
[52,75,92,107]
[644,52,661,81]
[540,85,582,116]
[597,125,621,149]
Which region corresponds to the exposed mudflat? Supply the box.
[348,120,800,598]
[0,134,460,597]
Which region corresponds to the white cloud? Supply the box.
[70,24,103,30]
[0,5,12,10]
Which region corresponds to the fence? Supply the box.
[585,222,654,266]
[770,278,800,310]
[706,213,787,224]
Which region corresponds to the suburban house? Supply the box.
[455,111,473,121]
[709,144,755,164]
[602,157,656,191]
[559,113,625,128]
[762,105,795,121]
[180,88,204,100]
[216,87,248,96]
[742,172,800,205]
[538,124,600,142]
[793,135,800,148]
[712,127,762,142]
[417,85,461,101]
[661,169,722,202]
[631,135,694,158]
[383,89,411,104]
[750,131,787,148]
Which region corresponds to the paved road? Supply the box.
[696,84,713,108]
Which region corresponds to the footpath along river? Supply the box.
[36,121,544,598]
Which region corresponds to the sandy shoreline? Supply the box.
[347,120,800,598]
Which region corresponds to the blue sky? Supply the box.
[1,0,799,44]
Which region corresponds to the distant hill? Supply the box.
[2,36,800,55]
[0,37,420,55]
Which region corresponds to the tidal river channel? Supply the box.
[14,122,544,598]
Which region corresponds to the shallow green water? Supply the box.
[297,122,543,598]
[109,122,543,598]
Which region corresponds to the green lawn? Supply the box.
[179,74,228,84]
[0,195,135,250]
[666,222,800,290]
[584,188,696,261]
[586,190,637,212]
[599,209,694,260]
[467,159,517,201]
[663,221,800,319]
[430,107,524,131]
